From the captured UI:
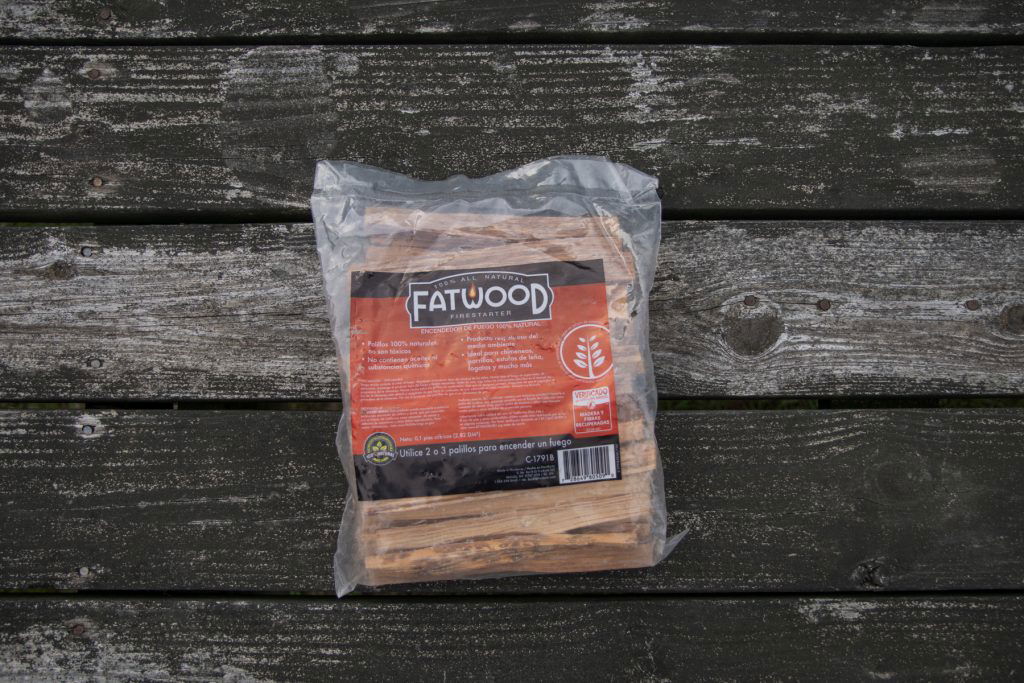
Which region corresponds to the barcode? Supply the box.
[557,444,617,484]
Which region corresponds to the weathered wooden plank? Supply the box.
[1,45,1022,218]
[3,408,1023,594]
[2,1,1023,41]
[654,221,1024,396]
[0,223,330,401]
[1,594,1021,680]
[2,221,1023,401]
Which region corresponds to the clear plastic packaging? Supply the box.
[311,156,678,596]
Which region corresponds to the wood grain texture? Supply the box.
[1,594,1022,680]
[0,223,331,401]
[2,1,1023,41]
[653,221,1024,396]
[2,221,1022,401]
[1,45,1023,219]
[3,408,1023,594]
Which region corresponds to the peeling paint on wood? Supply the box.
[0,46,1023,218]
[0,594,1021,679]
[1,408,1022,594]
[1,1,1023,40]
[0,221,1021,400]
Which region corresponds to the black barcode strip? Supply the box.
[557,444,617,484]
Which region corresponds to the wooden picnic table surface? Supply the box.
[1,2,1023,679]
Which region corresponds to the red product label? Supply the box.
[349,259,620,500]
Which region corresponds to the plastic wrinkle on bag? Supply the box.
[311,156,680,596]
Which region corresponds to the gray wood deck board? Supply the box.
[1,594,1021,680]
[3,408,1022,594]
[2,46,1023,219]
[2,1,1023,41]
[2,221,1022,401]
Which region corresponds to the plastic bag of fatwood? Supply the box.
[311,156,678,596]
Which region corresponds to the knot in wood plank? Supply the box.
[1000,304,1024,335]
[852,558,892,589]
[46,260,77,280]
[721,298,782,357]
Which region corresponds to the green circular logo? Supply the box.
[364,432,397,466]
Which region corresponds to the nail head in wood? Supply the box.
[89,176,104,188]
[82,424,95,434]
[965,299,981,311]
[70,624,86,637]
[87,69,101,80]
[98,6,112,21]
[816,298,832,311]
[80,246,93,257]
[87,358,103,369]
[743,295,759,307]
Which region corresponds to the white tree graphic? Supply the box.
[573,335,606,379]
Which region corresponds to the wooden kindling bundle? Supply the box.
[312,158,676,595]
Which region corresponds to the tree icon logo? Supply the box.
[558,323,613,381]
[363,432,397,465]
